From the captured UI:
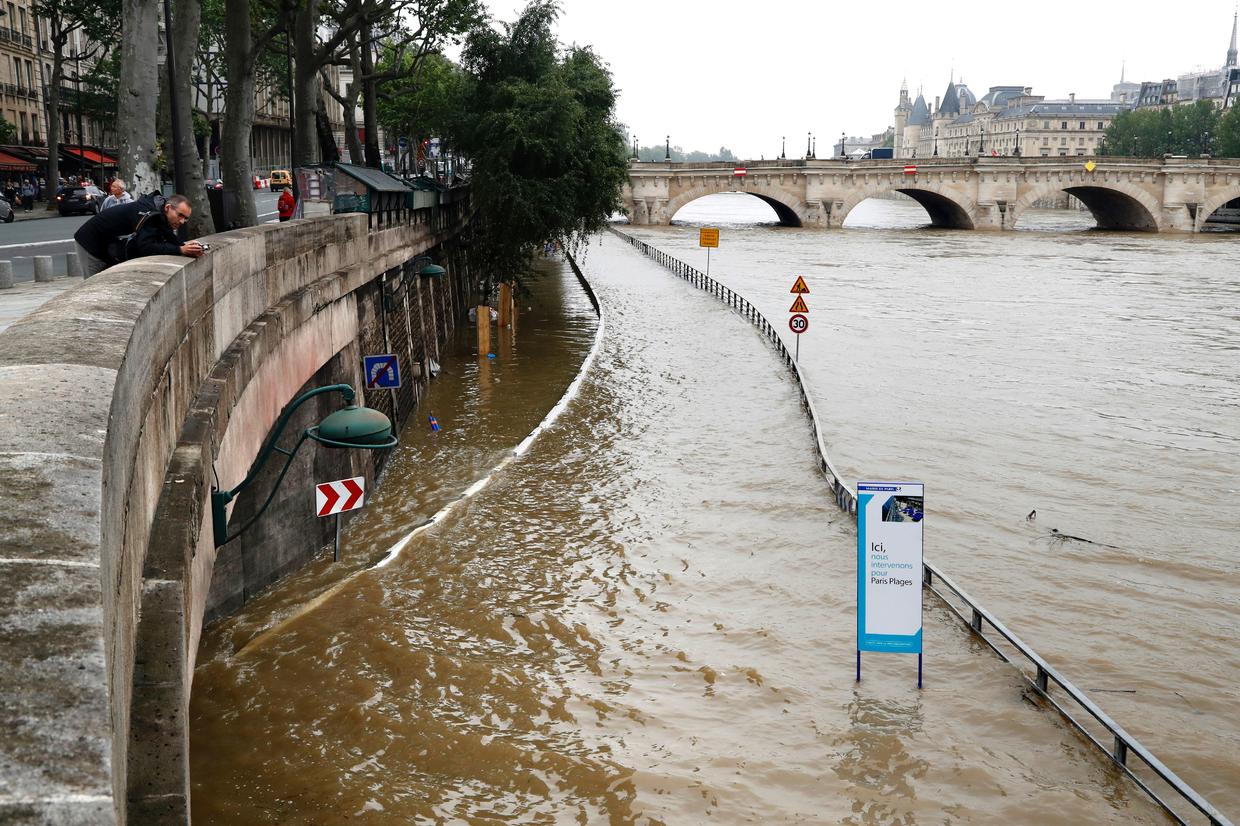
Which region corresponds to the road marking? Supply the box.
[0,239,74,252]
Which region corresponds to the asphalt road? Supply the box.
[0,191,281,283]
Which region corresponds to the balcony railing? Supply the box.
[0,27,35,49]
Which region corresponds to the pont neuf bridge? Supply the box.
[4,151,1240,825]
[623,156,1240,231]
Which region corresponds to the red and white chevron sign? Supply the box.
[315,476,365,517]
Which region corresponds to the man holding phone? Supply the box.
[73,193,207,278]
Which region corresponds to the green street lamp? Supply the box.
[210,383,397,547]
[411,254,445,279]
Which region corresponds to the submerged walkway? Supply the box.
[190,237,1165,823]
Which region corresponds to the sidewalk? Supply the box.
[11,208,60,222]
[0,275,80,333]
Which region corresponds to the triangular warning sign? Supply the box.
[789,295,809,313]
[790,276,810,294]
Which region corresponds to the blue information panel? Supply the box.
[857,482,924,655]
[363,354,401,389]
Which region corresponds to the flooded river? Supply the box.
[190,203,1233,822]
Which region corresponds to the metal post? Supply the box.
[334,512,341,561]
[795,332,800,362]
[286,34,298,199]
[918,652,923,688]
[856,649,861,682]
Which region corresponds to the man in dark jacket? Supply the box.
[73,193,205,278]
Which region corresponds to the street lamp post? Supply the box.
[979,126,985,156]
[210,383,398,548]
[781,136,786,159]
[933,127,939,157]
[1015,127,1021,157]
[1203,131,1211,156]
[665,135,670,161]
[811,136,816,159]
[965,133,971,156]
[805,132,811,159]
[839,131,845,158]
[632,135,638,160]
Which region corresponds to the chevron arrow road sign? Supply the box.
[316,476,365,517]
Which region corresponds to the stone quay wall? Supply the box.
[0,197,476,825]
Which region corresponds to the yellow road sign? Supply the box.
[699,227,719,248]
[790,275,810,294]
[789,295,809,313]
[1084,160,1097,173]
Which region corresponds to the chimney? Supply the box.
[1069,92,1076,103]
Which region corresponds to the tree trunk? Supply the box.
[220,0,257,226]
[360,24,380,168]
[341,41,363,163]
[292,0,319,167]
[315,85,340,163]
[118,0,160,195]
[172,0,213,236]
[44,45,63,209]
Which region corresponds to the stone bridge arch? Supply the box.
[665,181,808,227]
[1009,178,1166,232]
[1199,185,1240,225]
[836,183,978,229]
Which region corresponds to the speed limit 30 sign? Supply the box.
[789,313,809,334]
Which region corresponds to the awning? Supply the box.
[0,150,35,172]
[61,145,118,166]
[334,162,411,194]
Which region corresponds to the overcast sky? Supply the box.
[480,0,1240,159]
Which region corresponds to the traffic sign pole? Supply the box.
[335,512,342,561]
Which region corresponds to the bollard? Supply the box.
[0,259,12,289]
[33,255,54,282]
[66,251,83,279]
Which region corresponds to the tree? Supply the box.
[451,0,628,290]
[1099,102,1221,158]
[1217,104,1240,158]
[36,0,118,204]
[375,50,463,171]
[119,0,161,195]
[0,118,16,145]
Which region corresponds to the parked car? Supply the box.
[0,196,12,223]
[269,169,292,191]
[204,179,224,190]
[55,185,106,216]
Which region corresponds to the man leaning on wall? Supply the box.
[72,193,206,278]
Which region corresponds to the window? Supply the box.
[19,111,26,142]
[1061,121,1068,129]
[1078,137,1085,146]
[1078,121,1086,129]
[1060,137,1067,146]
[1040,150,1050,157]
[1059,149,1069,156]
[18,7,25,35]
[1043,120,1050,129]
[31,113,37,140]
[1097,122,1105,129]
[1042,137,1050,146]
[25,60,33,91]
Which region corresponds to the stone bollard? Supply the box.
[66,251,83,279]
[33,255,54,282]
[0,260,12,289]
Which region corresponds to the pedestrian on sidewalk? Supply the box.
[277,188,295,221]
[20,179,33,211]
[101,179,132,211]
[73,192,206,278]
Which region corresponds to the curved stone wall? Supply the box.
[0,203,472,824]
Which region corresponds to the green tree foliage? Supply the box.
[0,118,16,145]
[1218,105,1240,158]
[635,144,736,162]
[1098,101,1229,157]
[451,0,628,286]
[376,51,464,145]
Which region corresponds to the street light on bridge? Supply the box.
[933,127,939,157]
[665,135,671,161]
[811,135,816,159]
[839,131,845,158]
[1015,127,1021,157]
[781,136,786,159]
[979,126,986,156]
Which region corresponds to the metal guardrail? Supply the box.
[608,226,1232,826]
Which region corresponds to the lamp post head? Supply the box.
[309,404,397,449]
[418,263,446,278]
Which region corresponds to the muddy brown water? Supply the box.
[190,216,1225,822]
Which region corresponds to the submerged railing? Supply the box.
[608,226,1232,826]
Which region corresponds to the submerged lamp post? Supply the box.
[210,384,397,547]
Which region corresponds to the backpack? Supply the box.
[106,193,166,264]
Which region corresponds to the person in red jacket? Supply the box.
[277,188,296,221]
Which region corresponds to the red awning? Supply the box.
[62,145,118,166]
[0,150,35,172]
